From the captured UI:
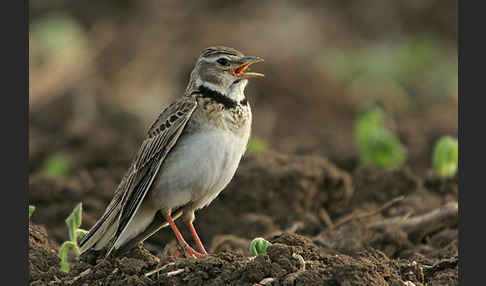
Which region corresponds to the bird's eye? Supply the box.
[217,58,229,66]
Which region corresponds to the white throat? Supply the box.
[228,79,248,102]
[197,79,248,102]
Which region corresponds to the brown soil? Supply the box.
[29,99,458,284]
[29,222,457,285]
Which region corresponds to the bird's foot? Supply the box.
[173,248,182,259]
[183,246,207,259]
[173,244,207,259]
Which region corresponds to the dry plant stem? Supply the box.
[334,195,405,228]
[65,268,91,285]
[254,277,276,285]
[166,269,185,277]
[368,201,458,235]
[144,262,175,277]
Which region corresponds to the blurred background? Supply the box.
[29,0,457,176]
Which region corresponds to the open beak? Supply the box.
[232,56,264,79]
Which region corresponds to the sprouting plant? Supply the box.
[432,136,458,178]
[355,107,406,170]
[41,153,71,178]
[249,237,272,256]
[58,203,88,273]
[247,137,268,152]
[29,205,36,218]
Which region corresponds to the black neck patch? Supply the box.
[196,85,238,109]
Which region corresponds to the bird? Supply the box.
[78,46,264,259]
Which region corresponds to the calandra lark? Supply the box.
[79,46,264,258]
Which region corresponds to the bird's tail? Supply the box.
[113,209,183,255]
[78,190,126,255]
[79,188,183,256]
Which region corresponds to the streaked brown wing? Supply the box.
[79,96,197,255]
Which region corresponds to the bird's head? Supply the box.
[187,46,264,101]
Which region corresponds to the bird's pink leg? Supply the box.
[187,221,208,256]
[165,215,205,259]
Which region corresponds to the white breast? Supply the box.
[150,124,250,212]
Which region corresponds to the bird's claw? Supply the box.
[173,244,207,259]
[183,246,207,259]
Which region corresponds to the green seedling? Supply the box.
[432,136,458,178]
[249,237,272,256]
[247,137,268,152]
[41,153,71,177]
[355,107,406,170]
[29,205,36,218]
[58,203,88,273]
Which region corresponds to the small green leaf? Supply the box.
[29,205,36,218]
[58,203,85,273]
[249,237,272,256]
[432,136,458,177]
[59,241,76,273]
[355,107,407,170]
[247,137,268,152]
[65,203,83,242]
[41,153,71,177]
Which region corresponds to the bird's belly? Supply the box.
[150,128,249,211]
